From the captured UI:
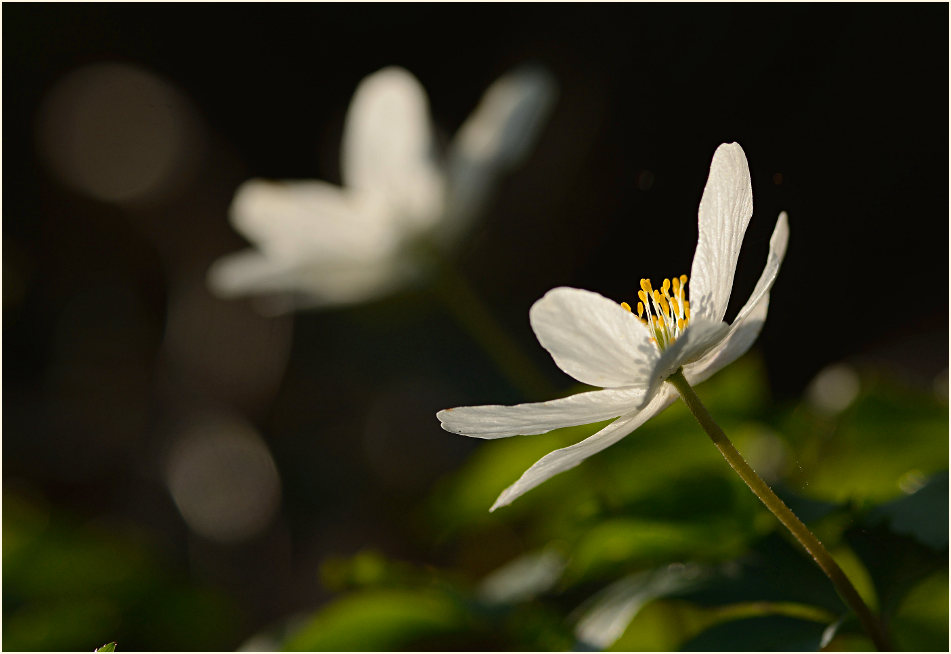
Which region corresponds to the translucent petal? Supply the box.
[685,211,789,384]
[529,287,659,388]
[437,386,646,439]
[340,67,444,226]
[685,293,770,385]
[688,142,754,323]
[489,387,677,511]
[728,211,789,329]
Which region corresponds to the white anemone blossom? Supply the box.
[438,143,789,511]
[208,65,556,310]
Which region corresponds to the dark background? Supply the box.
[4,3,948,650]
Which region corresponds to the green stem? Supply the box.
[667,369,892,651]
[427,248,556,400]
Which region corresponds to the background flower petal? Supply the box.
[529,287,659,388]
[340,67,445,228]
[489,387,678,511]
[229,179,400,262]
[440,65,557,243]
[688,142,754,323]
[437,386,646,439]
[207,249,302,298]
[208,243,416,309]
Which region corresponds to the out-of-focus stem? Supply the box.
[427,247,555,400]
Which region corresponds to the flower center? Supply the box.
[621,275,691,350]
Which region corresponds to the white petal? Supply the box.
[340,67,445,225]
[437,386,646,439]
[529,287,659,388]
[207,249,301,298]
[685,211,789,384]
[638,315,729,407]
[207,244,415,308]
[477,549,566,604]
[440,66,556,243]
[489,387,677,511]
[685,293,770,385]
[229,179,399,262]
[575,567,702,650]
[728,211,789,329]
[449,65,556,178]
[688,142,754,323]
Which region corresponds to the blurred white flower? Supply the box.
[208,65,556,309]
[574,564,703,649]
[438,143,789,510]
[477,548,566,605]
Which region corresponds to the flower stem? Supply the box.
[427,249,556,400]
[666,369,892,651]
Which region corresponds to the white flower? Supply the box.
[437,143,789,511]
[207,65,555,310]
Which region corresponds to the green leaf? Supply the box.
[785,379,948,504]
[283,588,469,651]
[864,471,948,550]
[890,570,949,651]
[672,531,848,615]
[846,510,947,616]
[679,614,830,651]
[96,642,117,652]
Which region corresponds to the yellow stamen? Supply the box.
[625,273,690,350]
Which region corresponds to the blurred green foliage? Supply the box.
[277,356,948,651]
[3,490,241,650]
[4,357,946,650]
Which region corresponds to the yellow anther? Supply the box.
[632,272,690,348]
